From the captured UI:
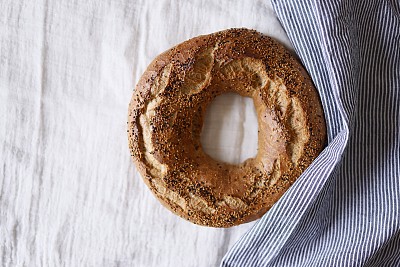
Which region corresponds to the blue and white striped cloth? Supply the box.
[222,0,400,266]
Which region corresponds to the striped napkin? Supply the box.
[222,0,400,266]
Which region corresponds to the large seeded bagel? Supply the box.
[127,28,326,227]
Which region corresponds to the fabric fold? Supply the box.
[222,0,400,266]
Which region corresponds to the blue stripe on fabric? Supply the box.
[221,0,400,266]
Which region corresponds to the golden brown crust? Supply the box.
[127,28,326,227]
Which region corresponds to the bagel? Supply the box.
[127,28,326,227]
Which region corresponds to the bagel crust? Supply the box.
[128,28,326,227]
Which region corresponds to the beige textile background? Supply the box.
[0,0,291,266]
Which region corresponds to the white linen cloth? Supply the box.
[0,0,291,266]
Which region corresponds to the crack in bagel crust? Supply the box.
[127,28,327,227]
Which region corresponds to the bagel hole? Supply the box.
[200,93,258,165]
